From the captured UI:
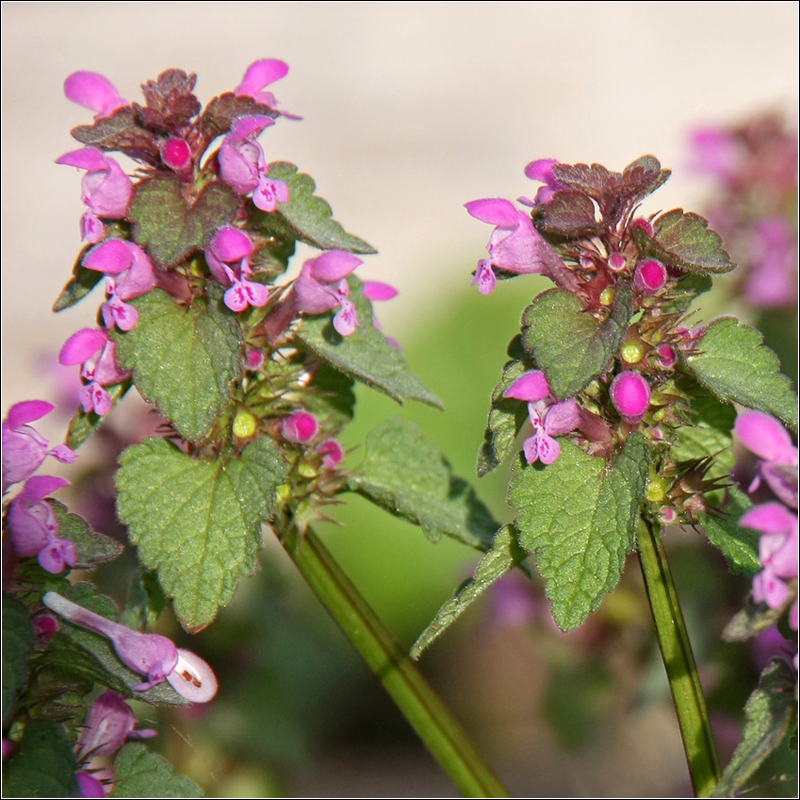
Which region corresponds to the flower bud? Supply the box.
[610,371,651,423]
[161,138,193,172]
[281,411,318,443]
[633,259,667,294]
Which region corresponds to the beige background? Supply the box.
[2,1,798,412]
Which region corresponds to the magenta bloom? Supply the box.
[218,116,289,212]
[281,411,319,444]
[744,217,797,308]
[78,690,156,760]
[205,227,268,312]
[504,371,580,465]
[2,401,76,494]
[7,475,76,573]
[318,439,344,469]
[735,411,798,508]
[64,71,129,119]
[689,127,742,182]
[523,158,563,205]
[294,251,363,335]
[83,239,157,330]
[465,198,567,295]
[610,371,651,423]
[235,59,289,109]
[59,329,130,416]
[161,137,193,173]
[56,148,132,243]
[633,259,668,294]
[43,592,218,702]
[75,772,105,798]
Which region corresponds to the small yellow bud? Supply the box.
[232,409,258,439]
[599,287,615,306]
[621,341,644,364]
[298,463,317,479]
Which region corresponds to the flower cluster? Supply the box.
[690,114,798,308]
[735,411,798,658]
[2,401,77,572]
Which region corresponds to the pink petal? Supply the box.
[209,227,254,262]
[6,401,55,429]
[282,411,318,443]
[333,300,358,336]
[309,251,363,282]
[544,398,580,437]
[362,281,398,302]
[740,502,797,535]
[228,115,275,142]
[524,158,559,183]
[471,260,497,295]
[504,371,552,402]
[59,329,107,366]
[56,147,109,171]
[236,59,290,96]
[464,198,521,226]
[84,238,133,275]
[735,411,799,465]
[64,71,128,117]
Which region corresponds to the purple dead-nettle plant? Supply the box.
[3,58,504,798]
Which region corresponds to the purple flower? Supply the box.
[318,439,344,469]
[2,401,76,494]
[59,329,130,416]
[235,59,289,110]
[633,259,668,294]
[83,239,157,331]
[76,772,106,799]
[56,148,132,243]
[160,137,193,173]
[744,217,797,308]
[7,475,76,573]
[523,158,563,205]
[294,251,363,335]
[735,411,798,508]
[504,371,580,465]
[689,127,742,182]
[64,71,129,119]
[77,690,156,760]
[464,198,569,295]
[218,117,289,212]
[205,227,268,312]
[42,592,218,702]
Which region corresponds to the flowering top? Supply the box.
[64,71,129,119]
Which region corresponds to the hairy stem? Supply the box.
[282,526,510,798]
[637,518,721,797]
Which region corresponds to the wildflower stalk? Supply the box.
[282,526,510,798]
[637,518,721,797]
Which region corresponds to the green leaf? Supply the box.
[130,176,240,266]
[114,289,242,442]
[509,434,649,631]
[410,525,525,659]
[297,280,442,409]
[685,317,798,431]
[71,106,159,156]
[522,285,631,399]
[116,436,287,630]
[253,162,376,254]
[110,743,204,798]
[50,500,123,567]
[2,595,34,725]
[305,363,357,424]
[671,389,736,482]
[347,417,499,551]
[65,382,130,450]
[711,659,797,798]
[700,487,760,579]
[634,208,735,273]
[477,359,530,477]
[3,719,79,798]
[52,262,103,312]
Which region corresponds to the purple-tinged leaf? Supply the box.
[71,106,160,163]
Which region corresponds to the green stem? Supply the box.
[282,526,510,798]
[637,518,721,797]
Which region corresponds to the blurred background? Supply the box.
[2,2,797,796]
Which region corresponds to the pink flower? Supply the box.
[42,592,218,702]
[218,116,289,212]
[735,411,798,508]
[64,71,129,119]
[160,138,193,173]
[318,439,344,469]
[633,259,668,294]
[56,148,133,243]
[610,371,651,424]
[83,239,157,330]
[205,227,268,312]
[465,198,569,295]
[294,251,363,336]
[744,217,797,308]
[523,158,564,205]
[59,329,130,416]
[235,59,289,110]
[7,475,76,573]
[2,401,76,494]
[77,690,156,760]
[504,371,580,465]
[689,127,742,182]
